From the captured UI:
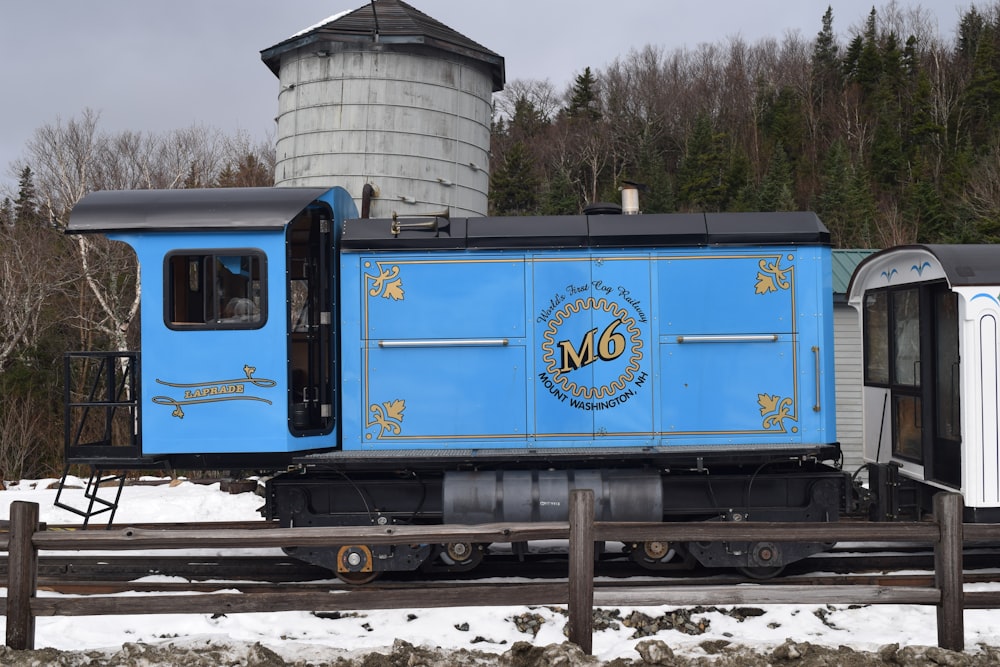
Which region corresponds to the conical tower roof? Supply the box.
[261,0,504,91]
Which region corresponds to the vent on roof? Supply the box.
[583,202,623,215]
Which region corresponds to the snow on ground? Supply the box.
[2,478,999,665]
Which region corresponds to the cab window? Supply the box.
[166,251,265,329]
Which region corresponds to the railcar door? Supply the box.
[151,240,285,454]
[863,282,961,487]
[287,207,335,435]
[658,251,800,444]
[354,256,528,447]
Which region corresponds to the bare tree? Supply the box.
[601,46,671,170]
[494,78,562,123]
[23,109,105,225]
[960,140,1000,226]
[15,111,139,357]
[17,113,266,356]
[0,222,70,370]
[0,390,54,480]
[873,197,918,246]
[879,0,945,47]
[157,124,228,188]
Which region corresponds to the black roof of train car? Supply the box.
[342,211,831,249]
[67,187,831,248]
[67,187,332,233]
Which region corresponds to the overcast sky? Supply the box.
[0,1,973,194]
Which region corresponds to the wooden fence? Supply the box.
[3,491,999,655]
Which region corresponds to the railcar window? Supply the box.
[864,291,889,384]
[935,291,961,440]
[290,279,309,332]
[892,289,921,387]
[893,394,923,461]
[165,251,266,329]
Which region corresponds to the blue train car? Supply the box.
[66,187,357,464]
[65,187,846,579]
[337,213,835,451]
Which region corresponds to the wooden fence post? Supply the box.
[6,501,40,650]
[567,488,595,655]
[934,492,964,651]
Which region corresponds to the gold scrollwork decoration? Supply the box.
[152,364,276,419]
[755,257,792,294]
[366,263,405,301]
[368,399,406,438]
[758,393,796,432]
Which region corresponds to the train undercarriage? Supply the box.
[265,448,849,582]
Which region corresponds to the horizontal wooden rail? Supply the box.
[0,492,976,655]
[29,522,570,551]
[592,584,941,606]
[20,516,978,552]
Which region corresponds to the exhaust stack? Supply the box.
[620,181,641,215]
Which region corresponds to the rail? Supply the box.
[3,492,997,655]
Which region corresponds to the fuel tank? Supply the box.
[442,469,662,523]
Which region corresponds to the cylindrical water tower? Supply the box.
[261,0,505,218]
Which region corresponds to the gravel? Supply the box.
[1,638,999,666]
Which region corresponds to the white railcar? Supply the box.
[849,245,1000,521]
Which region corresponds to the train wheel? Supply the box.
[737,565,785,580]
[335,570,381,585]
[336,545,378,584]
[422,542,486,572]
[444,542,482,565]
[628,540,688,570]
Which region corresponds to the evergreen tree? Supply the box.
[961,24,1000,146]
[14,166,40,225]
[541,167,580,215]
[566,67,601,121]
[510,95,548,139]
[724,148,755,212]
[957,7,987,62]
[676,114,729,212]
[0,197,13,226]
[489,141,540,215]
[870,34,906,189]
[183,162,205,189]
[902,35,919,77]
[815,139,876,247]
[813,7,839,72]
[842,34,864,80]
[812,7,843,99]
[216,153,271,188]
[760,86,807,182]
[757,145,797,211]
[854,10,883,100]
[905,61,943,162]
[215,165,236,188]
[905,166,950,243]
[633,141,675,214]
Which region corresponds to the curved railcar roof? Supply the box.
[848,244,1000,295]
[67,187,332,233]
[341,211,831,250]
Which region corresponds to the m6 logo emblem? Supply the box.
[557,318,626,372]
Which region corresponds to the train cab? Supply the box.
[848,244,1000,521]
[65,186,358,468]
